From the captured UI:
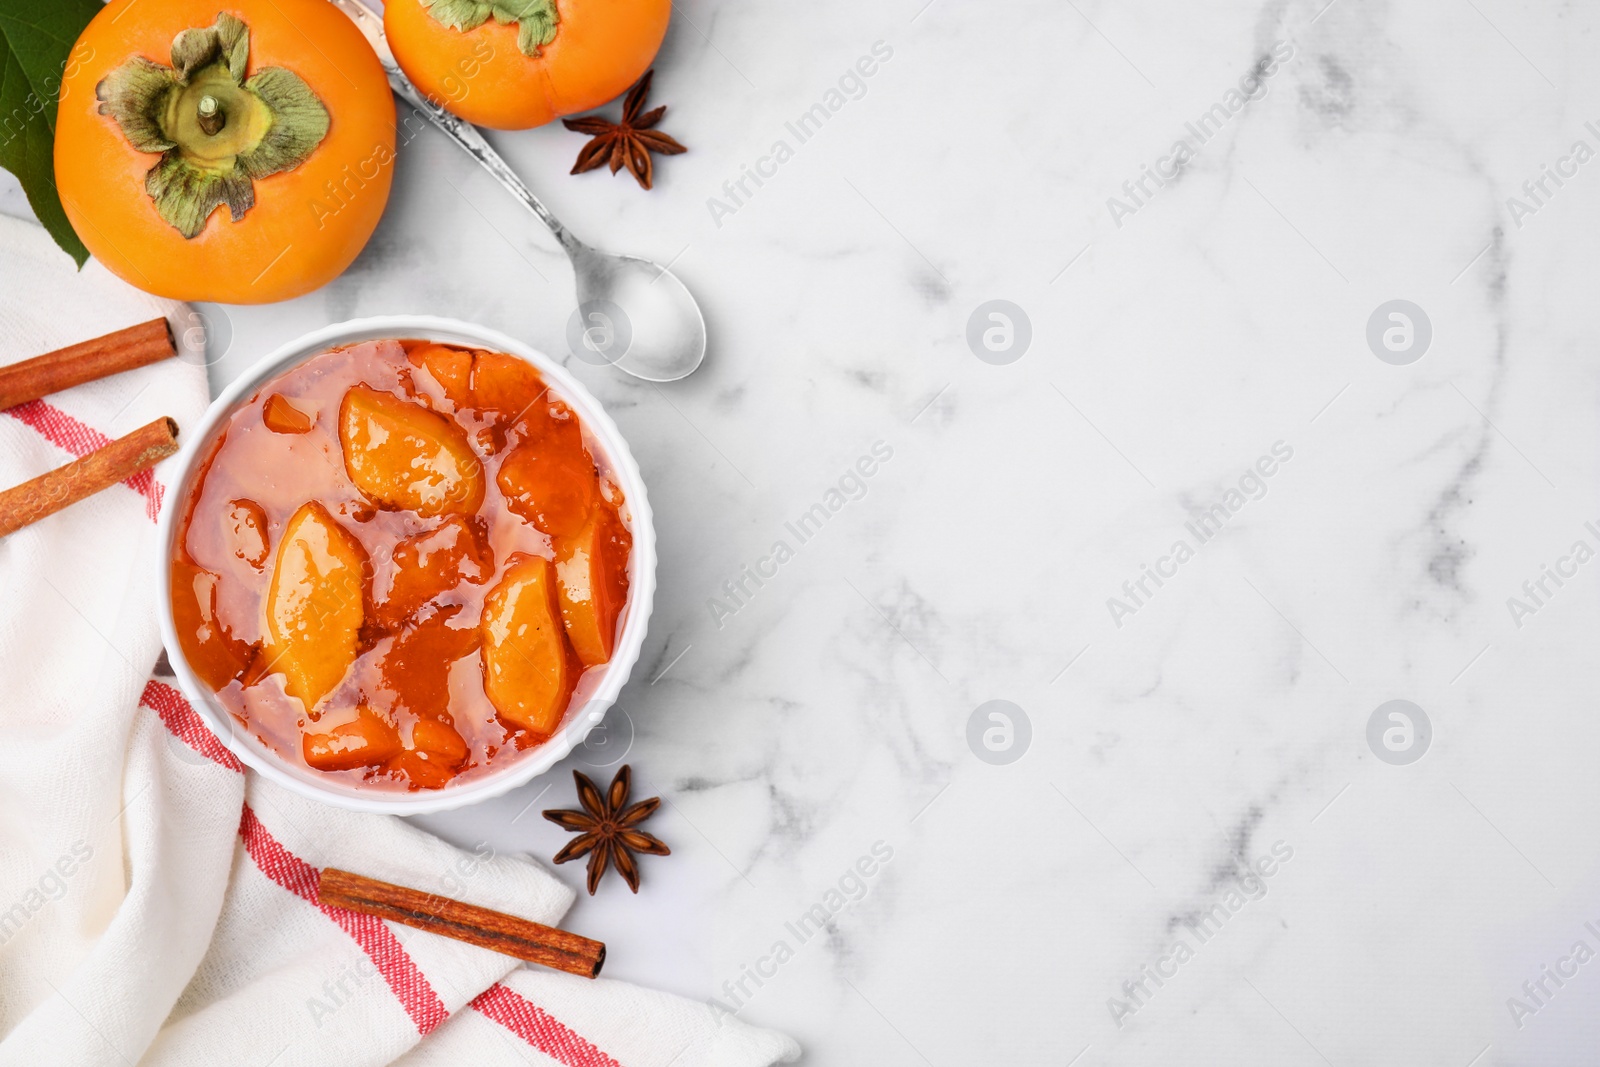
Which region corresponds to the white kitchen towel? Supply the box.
[0,212,799,1067]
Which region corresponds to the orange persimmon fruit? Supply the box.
[55,0,396,303]
[384,0,669,130]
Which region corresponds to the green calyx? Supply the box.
[95,13,330,239]
[422,0,559,57]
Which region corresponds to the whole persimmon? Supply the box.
[55,0,396,304]
[385,0,669,130]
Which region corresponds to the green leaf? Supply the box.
[240,67,331,179]
[170,11,248,83]
[511,7,557,57]
[0,0,101,267]
[145,151,254,239]
[423,0,495,33]
[422,0,558,55]
[94,57,176,154]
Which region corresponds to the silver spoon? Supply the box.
[330,0,706,382]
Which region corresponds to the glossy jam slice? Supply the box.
[410,346,551,454]
[409,717,469,766]
[480,555,572,737]
[262,393,315,434]
[409,345,546,421]
[408,344,473,409]
[373,517,493,631]
[469,351,546,415]
[386,718,471,789]
[496,432,596,537]
[339,385,484,517]
[263,502,368,711]
[554,513,627,666]
[375,605,481,720]
[170,559,253,690]
[303,707,402,771]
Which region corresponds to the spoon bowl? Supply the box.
[567,243,706,382]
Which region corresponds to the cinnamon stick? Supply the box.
[0,318,176,411]
[0,417,179,537]
[317,868,606,978]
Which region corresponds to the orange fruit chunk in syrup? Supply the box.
[263,502,367,710]
[480,555,571,737]
[339,386,484,517]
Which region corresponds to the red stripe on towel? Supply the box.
[471,982,622,1067]
[239,804,450,1036]
[139,679,245,772]
[145,682,607,1057]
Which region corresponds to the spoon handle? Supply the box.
[327,0,578,249]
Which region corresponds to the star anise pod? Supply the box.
[562,70,686,190]
[543,765,670,894]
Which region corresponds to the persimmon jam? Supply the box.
[169,339,632,792]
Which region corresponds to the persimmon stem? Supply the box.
[97,12,331,238]
[197,94,225,136]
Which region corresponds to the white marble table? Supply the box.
[9,0,1600,1061]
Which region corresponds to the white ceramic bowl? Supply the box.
[156,316,655,814]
